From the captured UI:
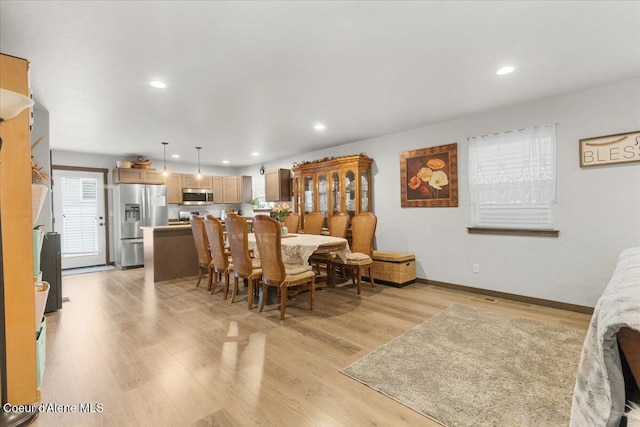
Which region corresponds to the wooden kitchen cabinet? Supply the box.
[212,176,223,203]
[238,176,252,203]
[265,168,291,202]
[223,176,252,204]
[113,167,144,183]
[164,173,182,204]
[144,169,165,184]
[113,168,165,185]
[292,154,372,229]
[181,174,213,190]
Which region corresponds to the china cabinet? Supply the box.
[292,154,372,230]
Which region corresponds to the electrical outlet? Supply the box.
[473,263,480,274]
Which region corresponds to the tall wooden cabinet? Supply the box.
[265,168,291,202]
[292,154,372,229]
[164,173,182,204]
[223,176,252,204]
[0,53,38,404]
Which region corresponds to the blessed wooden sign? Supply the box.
[579,130,640,167]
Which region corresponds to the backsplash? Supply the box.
[168,203,254,220]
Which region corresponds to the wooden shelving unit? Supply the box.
[0,53,38,405]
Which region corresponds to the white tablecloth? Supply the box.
[248,233,350,265]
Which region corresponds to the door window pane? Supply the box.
[304,175,314,213]
[345,170,356,219]
[331,172,340,214]
[361,171,369,212]
[318,174,328,226]
[60,177,99,255]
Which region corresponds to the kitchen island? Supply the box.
[142,225,198,282]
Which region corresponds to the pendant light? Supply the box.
[195,146,202,179]
[161,142,169,177]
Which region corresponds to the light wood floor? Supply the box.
[34,269,591,426]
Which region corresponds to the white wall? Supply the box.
[238,77,640,307]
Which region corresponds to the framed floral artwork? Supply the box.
[400,143,458,207]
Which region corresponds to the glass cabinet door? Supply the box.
[345,170,356,219]
[303,175,314,213]
[318,173,328,226]
[361,171,369,212]
[331,172,340,214]
[292,176,300,214]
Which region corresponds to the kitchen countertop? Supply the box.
[167,218,254,225]
[148,218,255,231]
[142,225,192,230]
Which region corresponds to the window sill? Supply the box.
[467,227,559,238]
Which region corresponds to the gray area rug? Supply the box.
[341,304,585,427]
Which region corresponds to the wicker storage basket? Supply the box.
[133,156,151,169]
[364,251,416,287]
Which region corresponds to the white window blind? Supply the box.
[60,176,99,255]
[468,124,557,229]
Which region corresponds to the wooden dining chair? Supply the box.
[304,211,324,235]
[190,215,213,289]
[310,212,350,281]
[253,215,316,320]
[332,212,377,294]
[225,212,262,309]
[283,212,300,234]
[204,215,233,298]
[328,212,349,238]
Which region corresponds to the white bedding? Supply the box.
[571,247,640,426]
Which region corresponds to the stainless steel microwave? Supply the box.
[182,188,214,205]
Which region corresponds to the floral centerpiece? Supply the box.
[272,202,291,222]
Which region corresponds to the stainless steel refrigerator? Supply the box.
[114,184,168,268]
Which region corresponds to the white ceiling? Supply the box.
[1,1,639,167]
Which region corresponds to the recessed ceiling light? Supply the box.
[313,123,326,131]
[222,160,230,164]
[251,152,259,156]
[496,66,515,75]
[171,154,180,158]
[149,81,167,89]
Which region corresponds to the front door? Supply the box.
[52,169,107,269]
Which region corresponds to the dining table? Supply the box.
[247,232,350,264]
[247,233,350,287]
